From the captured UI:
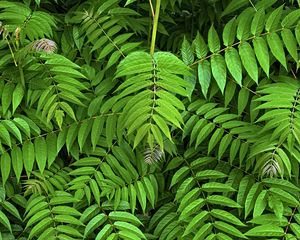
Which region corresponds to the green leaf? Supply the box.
[198,60,211,98]
[59,102,76,120]
[253,190,267,217]
[156,99,183,125]
[236,8,254,40]
[276,148,291,177]
[208,128,224,154]
[37,227,55,240]
[281,28,298,62]
[106,115,117,147]
[11,147,23,183]
[84,214,107,237]
[50,105,61,125]
[127,112,150,135]
[179,198,205,221]
[196,122,215,147]
[207,195,241,208]
[2,82,14,115]
[281,9,300,28]
[2,120,22,143]
[114,221,146,239]
[181,36,194,65]
[78,120,92,151]
[13,117,30,137]
[54,214,83,225]
[119,231,141,240]
[208,25,220,53]
[69,167,96,175]
[268,194,283,220]
[238,88,249,115]
[249,214,288,226]
[133,124,150,149]
[245,225,284,237]
[267,32,287,69]
[218,133,232,159]
[262,178,300,193]
[245,183,262,219]
[34,137,47,173]
[265,5,283,32]
[224,81,236,107]
[290,223,300,238]
[142,177,156,208]
[183,211,209,236]
[109,211,142,226]
[211,54,227,94]
[152,114,172,141]
[251,8,265,35]
[239,42,258,83]
[269,188,298,206]
[225,48,242,85]
[194,223,213,239]
[1,152,11,186]
[56,225,83,238]
[177,188,200,212]
[202,182,235,192]
[90,179,100,205]
[46,133,57,167]
[52,206,81,216]
[255,0,277,10]
[151,124,164,149]
[211,209,245,226]
[193,32,208,58]
[28,217,52,239]
[106,51,122,69]
[196,170,227,180]
[129,184,137,214]
[0,210,12,233]
[213,221,247,239]
[135,181,147,214]
[12,83,24,113]
[0,123,11,147]
[156,91,185,110]
[222,0,248,17]
[170,166,190,188]
[50,195,78,205]
[91,116,104,150]
[252,37,269,76]
[25,209,51,229]
[23,140,35,177]
[2,201,21,220]
[223,17,237,46]
[66,124,78,152]
[95,224,113,240]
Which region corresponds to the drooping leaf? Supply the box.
[211,54,227,94]
[239,42,258,83]
[198,60,211,98]
[34,137,47,173]
[267,32,287,70]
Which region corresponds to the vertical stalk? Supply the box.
[5,38,17,66]
[19,65,25,88]
[150,0,161,56]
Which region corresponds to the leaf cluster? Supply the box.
[0,0,299,239]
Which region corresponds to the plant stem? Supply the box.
[19,65,25,88]
[150,0,161,56]
[148,0,155,18]
[5,37,17,66]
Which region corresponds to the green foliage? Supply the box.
[0,0,300,239]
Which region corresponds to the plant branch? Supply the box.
[148,0,155,18]
[150,0,161,56]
